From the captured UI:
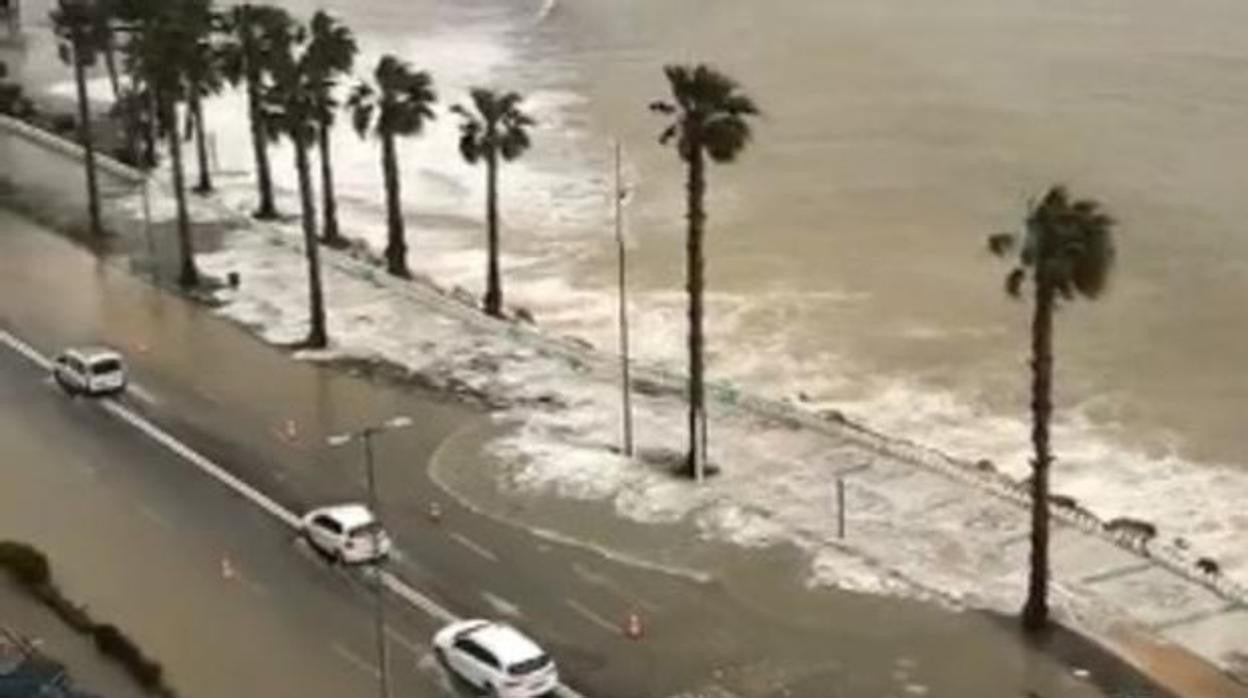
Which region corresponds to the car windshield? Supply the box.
[91,359,122,375]
[507,654,551,676]
[348,521,383,539]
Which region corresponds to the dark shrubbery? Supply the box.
[0,540,176,697]
[93,624,166,690]
[0,540,52,588]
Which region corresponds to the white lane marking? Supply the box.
[137,503,171,529]
[126,383,159,406]
[565,599,619,634]
[100,398,301,528]
[332,642,380,678]
[482,590,523,619]
[0,330,53,369]
[571,562,659,613]
[0,328,588,698]
[448,531,499,563]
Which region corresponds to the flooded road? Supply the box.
[0,205,1206,696]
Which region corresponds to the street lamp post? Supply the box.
[613,140,634,458]
[328,416,412,698]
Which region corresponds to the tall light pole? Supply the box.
[613,140,634,458]
[328,415,412,698]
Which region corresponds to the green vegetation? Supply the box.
[651,63,759,478]
[0,540,177,696]
[451,87,535,317]
[989,186,1117,632]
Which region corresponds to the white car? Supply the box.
[433,620,559,698]
[53,347,128,396]
[300,504,392,565]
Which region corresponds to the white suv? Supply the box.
[433,620,559,697]
[300,504,392,565]
[53,347,128,396]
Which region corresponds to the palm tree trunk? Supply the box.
[142,87,158,169]
[102,35,121,103]
[1022,275,1055,632]
[380,131,407,276]
[70,31,102,238]
[685,144,707,479]
[243,15,278,220]
[165,99,199,288]
[190,88,213,194]
[318,120,342,246]
[483,149,503,317]
[294,139,328,348]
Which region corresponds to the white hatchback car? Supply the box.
[433,620,559,698]
[53,347,128,396]
[300,504,392,565]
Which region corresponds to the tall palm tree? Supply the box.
[51,0,104,237]
[347,55,436,277]
[111,0,163,168]
[450,87,533,316]
[182,0,220,194]
[650,63,758,479]
[130,0,202,286]
[217,3,291,220]
[261,20,329,348]
[988,185,1117,632]
[304,10,357,247]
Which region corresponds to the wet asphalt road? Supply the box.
[0,205,1189,698]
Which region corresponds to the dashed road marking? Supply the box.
[332,642,381,678]
[385,628,423,656]
[137,503,171,529]
[482,590,523,619]
[449,531,499,563]
[565,599,618,634]
[572,562,659,612]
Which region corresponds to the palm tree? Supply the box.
[347,55,436,277]
[182,0,220,194]
[130,0,202,286]
[650,63,759,479]
[450,88,534,316]
[217,3,291,219]
[111,0,163,168]
[988,185,1117,632]
[51,0,104,237]
[261,20,329,348]
[305,10,357,247]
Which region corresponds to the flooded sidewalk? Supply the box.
[1,105,1245,697]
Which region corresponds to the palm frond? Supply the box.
[987,232,1016,256]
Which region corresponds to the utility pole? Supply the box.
[328,416,412,698]
[613,140,634,458]
[362,429,388,698]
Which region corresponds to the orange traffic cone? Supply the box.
[624,610,643,639]
[428,501,443,523]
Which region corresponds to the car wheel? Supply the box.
[433,646,447,666]
[482,683,499,698]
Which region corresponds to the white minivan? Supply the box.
[53,347,128,396]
